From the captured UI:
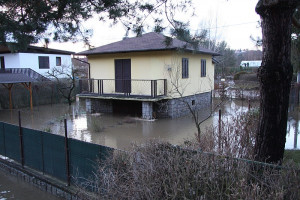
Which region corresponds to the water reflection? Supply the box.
[0,167,60,200]
[0,99,298,150]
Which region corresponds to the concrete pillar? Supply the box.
[142,101,153,120]
[85,98,92,113]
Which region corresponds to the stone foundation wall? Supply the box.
[86,98,113,113]
[82,92,212,119]
[155,92,212,118]
[142,102,153,120]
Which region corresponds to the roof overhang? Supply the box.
[77,48,220,56]
[0,44,74,55]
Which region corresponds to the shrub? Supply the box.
[233,71,248,80]
[77,108,299,200]
[194,108,259,159]
[86,141,300,200]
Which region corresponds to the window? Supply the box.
[0,57,5,69]
[192,100,195,105]
[201,59,206,77]
[38,56,49,69]
[182,58,189,78]
[56,57,61,66]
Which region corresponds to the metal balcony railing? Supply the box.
[78,79,167,98]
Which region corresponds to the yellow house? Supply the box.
[78,32,219,119]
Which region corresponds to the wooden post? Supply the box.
[2,83,14,110]
[64,119,71,186]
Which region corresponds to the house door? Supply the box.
[115,59,131,93]
[0,57,5,70]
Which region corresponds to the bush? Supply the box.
[195,108,259,159]
[87,141,300,200]
[77,109,299,200]
[233,71,249,80]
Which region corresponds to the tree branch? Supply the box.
[292,15,300,28]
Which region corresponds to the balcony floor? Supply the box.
[77,93,169,102]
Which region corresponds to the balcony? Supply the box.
[78,79,168,100]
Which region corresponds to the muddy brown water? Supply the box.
[0,99,299,198]
[0,168,60,200]
[0,99,298,150]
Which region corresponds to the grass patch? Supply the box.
[284,150,300,163]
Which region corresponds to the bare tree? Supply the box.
[165,55,225,141]
[47,65,81,105]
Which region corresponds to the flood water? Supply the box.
[0,99,299,150]
[0,167,60,200]
[0,99,299,199]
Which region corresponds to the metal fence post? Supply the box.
[100,79,103,94]
[218,109,222,152]
[64,119,71,186]
[41,131,45,175]
[151,80,154,97]
[18,111,24,167]
[248,99,251,111]
[79,79,82,93]
[154,80,157,98]
[164,79,167,96]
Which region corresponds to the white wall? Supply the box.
[1,53,20,68]
[0,52,72,76]
[18,53,72,76]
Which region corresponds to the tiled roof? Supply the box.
[0,44,74,55]
[78,32,219,56]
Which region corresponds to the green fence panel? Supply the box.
[0,122,5,156]
[69,138,113,186]
[42,132,66,181]
[3,123,21,163]
[23,127,43,171]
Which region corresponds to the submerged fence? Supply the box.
[0,118,113,187]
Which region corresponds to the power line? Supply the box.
[193,21,260,31]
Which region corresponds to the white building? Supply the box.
[0,45,73,76]
[240,60,262,68]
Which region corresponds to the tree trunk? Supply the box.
[254,0,296,163]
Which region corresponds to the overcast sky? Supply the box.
[46,0,262,53]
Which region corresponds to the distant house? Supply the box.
[77,32,219,119]
[0,45,74,76]
[72,56,89,79]
[240,60,262,68]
